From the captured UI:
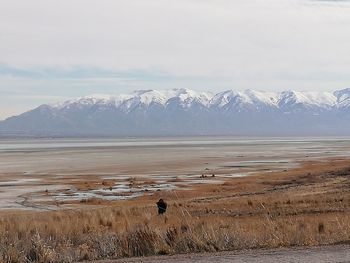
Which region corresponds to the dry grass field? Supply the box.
[1,158,350,262]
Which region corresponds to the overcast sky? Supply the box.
[0,0,350,119]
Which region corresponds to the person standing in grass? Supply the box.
[156,199,167,215]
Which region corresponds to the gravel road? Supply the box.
[93,245,350,263]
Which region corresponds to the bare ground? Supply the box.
[92,245,350,263]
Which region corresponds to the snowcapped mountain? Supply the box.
[0,88,349,137]
[277,91,337,113]
[45,88,340,113]
[210,89,278,113]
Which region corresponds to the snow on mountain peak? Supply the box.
[278,90,336,110]
[51,94,129,110]
[244,89,278,106]
[210,90,277,111]
[132,89,168,105]
[48,88,346,113]
[334,88,350,108]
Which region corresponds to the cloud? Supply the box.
[311,0,350,2]
[0,0,350,118]
[1,0,349,73]
[0,64,176,81]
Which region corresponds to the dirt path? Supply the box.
[93,245,350,263]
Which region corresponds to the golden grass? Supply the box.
[1,158,350,262]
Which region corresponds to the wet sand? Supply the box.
[1,137,350,210]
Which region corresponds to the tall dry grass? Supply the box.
[1,201,350,263]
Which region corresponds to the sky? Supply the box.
[0,0,350,119]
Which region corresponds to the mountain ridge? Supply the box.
[1,88,349,137]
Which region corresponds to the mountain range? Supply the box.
[1,88,350,137]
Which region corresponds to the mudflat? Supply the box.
[0,137,350,210]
